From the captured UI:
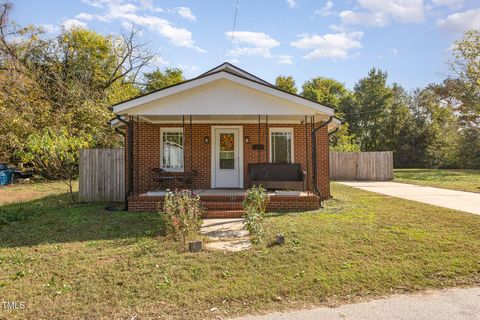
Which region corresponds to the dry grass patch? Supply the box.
[0,181,77,205]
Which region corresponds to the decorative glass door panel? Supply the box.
[219,133,235,169]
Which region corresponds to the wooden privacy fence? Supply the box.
[329,151,393,181]
[79,148,125,202]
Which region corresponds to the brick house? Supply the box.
[110,63,340,217]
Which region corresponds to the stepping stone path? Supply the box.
[200,218,252,252]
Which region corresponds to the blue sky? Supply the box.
[12,0,480,90]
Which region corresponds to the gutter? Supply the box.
[311,116,333,207]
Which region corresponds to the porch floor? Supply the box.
[143,189,315,197]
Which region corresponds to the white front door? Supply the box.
[213,128,242,188]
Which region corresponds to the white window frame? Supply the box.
[269,128,294,163]
[160,127,184,172]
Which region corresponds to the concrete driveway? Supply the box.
[233,287,480,320]
[337,181,480,215]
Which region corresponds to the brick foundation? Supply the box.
[128,193,320,217]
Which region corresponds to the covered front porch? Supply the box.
[118,114,337,205]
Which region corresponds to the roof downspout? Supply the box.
[115,128,125,136]
[311,116,333,208]
[117,115,133,211]
[328,127,340,136]
[327,126,340,198]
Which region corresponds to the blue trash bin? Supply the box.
[0,169,13,185]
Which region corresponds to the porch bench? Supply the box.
[152,168,198,189]
[249,163,306,191]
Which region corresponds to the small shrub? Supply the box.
[162,190,203,246]
[242,185,269,243]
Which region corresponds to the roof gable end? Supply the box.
[197,62,272,86]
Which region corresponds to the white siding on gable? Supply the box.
[129,79,319,116]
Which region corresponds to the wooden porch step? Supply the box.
[202,201,243,210]
[203,210,245,218]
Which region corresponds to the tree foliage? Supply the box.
[275,75,297,94]
[0,1,153,196]
[18,128,92,201]
[329,123,360,152]
[302,77,348,110]
[143,67,185,93]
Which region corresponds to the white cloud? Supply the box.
[340,0,425,26]
[276,55,293,64]
[437,8,480,32]
[286,0,297,8]
[340,10,389,26]
[75,12,94,20]
[225,31,291,64]
[291,31,364,59]
[176,7,196,21]
[138,0,163,12]
[151,55,170,67]
[389,48,399,55]
[432,0,463,9]
[360,0,424,23]
[40,24,60,34]
[62,19,88,30]
[315,1,333,16]
[178,64,199,77]
[226,31,280,58]
[81,0,104,8]
[79,0,204,52]
[227,58,240,64]
[329,24,345,32]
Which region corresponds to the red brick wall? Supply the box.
[125,122,330,199]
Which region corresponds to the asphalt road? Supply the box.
[233,287,480,320]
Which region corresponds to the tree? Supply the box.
[275,75,297,94]
[412,86,460,168]
[348,68,393,151]
[446,30,480,168]
[301,77,348,110]
[451,30,480,92]
[18,128,93,201]
[329,123,360,152]
[143,68,184,93]
[0,1,151,174]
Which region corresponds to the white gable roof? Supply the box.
[111,63,334,118]
[197,62,272,86]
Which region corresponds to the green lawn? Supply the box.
[394,169,480,193]
[1,182,480,319]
